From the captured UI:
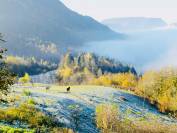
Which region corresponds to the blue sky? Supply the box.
[61,0,177,23]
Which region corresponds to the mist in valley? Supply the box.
[80,28,177,72]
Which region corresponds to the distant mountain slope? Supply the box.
[102,17,167,32]
[0,0,121,61]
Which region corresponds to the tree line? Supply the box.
[57,52,136,85]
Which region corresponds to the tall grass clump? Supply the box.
[96,104,134,133]
[95,104,177,133]
[23,89,31,96]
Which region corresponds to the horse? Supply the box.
[66,86,71,93]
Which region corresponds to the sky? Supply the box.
[61,0,177,24]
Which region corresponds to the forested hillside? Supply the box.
[57,53,136,84]
[5,56,57,76]
[0,0,122,61]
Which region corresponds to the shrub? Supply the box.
[0,103,57,128]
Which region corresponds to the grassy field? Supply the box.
[0,84,176,133]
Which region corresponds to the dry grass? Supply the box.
[133,121,177,133]
[95,104,177,133]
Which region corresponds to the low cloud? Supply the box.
[144,44,177,71]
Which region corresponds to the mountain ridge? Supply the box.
[102,17,167,32]
[0,0,122,61]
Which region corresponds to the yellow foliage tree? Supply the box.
[92,73,137,89]
[58,67,73,78]
[137,67,177,115]
[19,73,31,84]
[93,75,112,86]
[112,73,137,88]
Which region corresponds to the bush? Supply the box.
[0,103,57,128]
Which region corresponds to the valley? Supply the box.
[0,0,177,133]
[80,28,177,72]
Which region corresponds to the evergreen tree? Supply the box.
[0,34,15,98]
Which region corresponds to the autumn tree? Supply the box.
[137,68,177,116]
[92,73,138,89]
[19,73,31,84]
